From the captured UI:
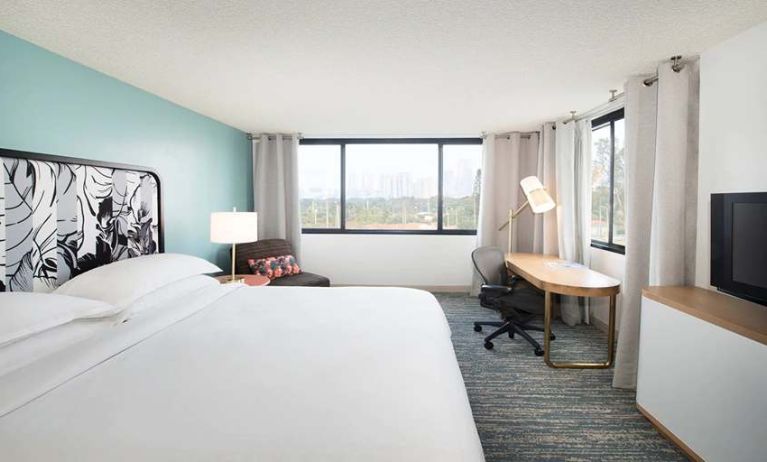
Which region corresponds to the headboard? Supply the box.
[1,148,163,293]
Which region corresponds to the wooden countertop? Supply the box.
[506,253,620,297]
[643,286,767,346]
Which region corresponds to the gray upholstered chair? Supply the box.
[234,239,330,287]
[471,246,553,355]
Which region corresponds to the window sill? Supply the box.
[591,241,625,255]
[302,229,477,236]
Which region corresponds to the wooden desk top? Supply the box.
[643,286,767,346]
[506,253,621,297]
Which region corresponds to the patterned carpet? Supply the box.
[433,293,687,462]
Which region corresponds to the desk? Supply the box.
[506,253,621,369]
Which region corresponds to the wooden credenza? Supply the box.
[637,286,767,461]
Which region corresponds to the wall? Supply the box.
[0,31,251,269]
[695,21,767,287]
[302,234,476,289]
[589,248,625,331]
[590,21,767,330]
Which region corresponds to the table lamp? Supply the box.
[210,208,259,283]
[498,176,555,254]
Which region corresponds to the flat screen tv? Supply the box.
[711,192,767,306]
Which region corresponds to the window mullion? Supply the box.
[340,143,346,230]
[608,121,616,246]
[437,143,444,232]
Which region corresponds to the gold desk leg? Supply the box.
[543,291,554,367]
[544,293,616,369]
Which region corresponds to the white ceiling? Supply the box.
[1,1,766,136]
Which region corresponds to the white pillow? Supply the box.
[0,316,119,376]
[124,275,219,318]
[54,253,221,308]
[0,293,120,346]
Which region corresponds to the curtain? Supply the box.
[613,61,699,389]
[554,119,592,326]
[473,132,540,293]
[534,123,559,256]
[252,134,302,260]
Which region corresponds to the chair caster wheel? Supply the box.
[550,334,556,340]
[484,342,494,350]
[534,349,544,357]
[474,325,482,332]
[508,332,514,339]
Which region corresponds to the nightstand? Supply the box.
[215,274,270,286]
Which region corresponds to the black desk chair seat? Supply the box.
[471,246,554,356]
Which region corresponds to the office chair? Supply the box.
[471,246,554,356]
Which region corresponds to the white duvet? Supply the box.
[0,285,484,461]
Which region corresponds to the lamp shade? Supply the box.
[520,176,555,214]
[210,211,258,244]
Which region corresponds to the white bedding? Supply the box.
[0,285,484,461]
[0,317,117,377]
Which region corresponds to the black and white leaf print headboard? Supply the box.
[1,148,163,293]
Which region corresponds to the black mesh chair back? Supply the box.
[471,246,507,286]
[471,246,549,355]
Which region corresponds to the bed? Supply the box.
[0,150,484,461]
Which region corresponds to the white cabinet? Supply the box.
[637,287,767,462]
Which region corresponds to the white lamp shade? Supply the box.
[210,212,258,244]
[520,176,555,214]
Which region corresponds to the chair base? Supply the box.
[473,319,555,356]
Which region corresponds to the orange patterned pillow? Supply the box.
[247,255,301,280]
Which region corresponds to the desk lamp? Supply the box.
[498,176,555,254]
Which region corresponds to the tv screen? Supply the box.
[711,192,767,306]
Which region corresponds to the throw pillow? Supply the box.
[247,255,302,280]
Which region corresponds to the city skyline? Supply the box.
[299,144,481,200]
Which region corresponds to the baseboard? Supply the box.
[333,284,469,293]
[591,316,609,333]
[636,403,703,462]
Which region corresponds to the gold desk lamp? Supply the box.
[210,208,259,283]
[498,176,556,255]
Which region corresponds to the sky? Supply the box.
[298,143,481,199]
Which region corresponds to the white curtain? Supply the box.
[252,134,302,260]
[473,132,540,293]
[554,119,592,326]
[476,133,541,251]
[534,123,559,257]
[613,61,699,389]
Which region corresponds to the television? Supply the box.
[711,192,767,306]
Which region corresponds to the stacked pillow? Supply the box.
[0,253,222,376]
[0,293,120,347]
[54,253,221,309]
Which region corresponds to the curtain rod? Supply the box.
[482,130,539,140]
[247,133,303,141]
[561,90,624,125]
[560,55,686,125]
[642,55,685,86]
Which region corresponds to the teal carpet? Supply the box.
[433,293,687,462]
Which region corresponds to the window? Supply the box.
[298,144,341,229]
[442,145,483,230]
[590,109,626,253]
[298,139,482,234]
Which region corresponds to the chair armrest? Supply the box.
[480,284,513,296]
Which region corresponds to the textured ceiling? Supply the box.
[1,1,766,135]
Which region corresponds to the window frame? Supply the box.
[299,138,482,235]
[590,108,626,255]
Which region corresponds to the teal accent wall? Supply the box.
[0,30,251,269]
